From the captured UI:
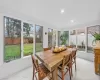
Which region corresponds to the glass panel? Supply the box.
[77,28,85,51]
[48,28,53,48]
[58,31,61,46]
[60,31,69,45]
[70,30,76,47]
[35,25,43,52]
[52,30,56,47]
[4,17,21,62]
[23,23,34,56]
[87,25,100,53]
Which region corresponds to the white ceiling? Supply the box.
[0,0,100,29]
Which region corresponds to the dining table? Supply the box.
[35,48,76,80]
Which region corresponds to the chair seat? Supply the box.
[38,63,50,80]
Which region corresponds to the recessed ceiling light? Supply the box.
[61,9,65,14]
[71,20,74,23]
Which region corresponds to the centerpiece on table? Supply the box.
[53,45,67,53]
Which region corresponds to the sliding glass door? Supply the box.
[70,30,76,47]
[48,28,53,48]
[35,25,43,52]
[77,28,85,51]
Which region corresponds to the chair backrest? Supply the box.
[62,54,71,69]
[44,48,51,51]
[71,49,77,58]
[67,46,74,48]
[31,55,39,71]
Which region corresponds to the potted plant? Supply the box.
[92,33,100,47]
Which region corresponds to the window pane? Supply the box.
[48,28,53,48]
[77,28,85,51]
[23,23,34,56]
[87,25,100,53]
[58,31,61,46]
[4,17,21,62]
[60,31,69,45]
[70,30,76,47]
[35,25,43,52]
[52,30,56,47]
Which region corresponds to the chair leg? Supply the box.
[33,68,35,80]
[62,71,64,80]
[69,67,71,80]
[74,58,76,71]
[70,63,73,77]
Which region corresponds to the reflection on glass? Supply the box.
[70,30,76,47]
[48,28,53,48]
[77,28,85,51]
[35,25,43,52]
[4,17,21,62]
[87,25,100,53]
[23,23,34,56]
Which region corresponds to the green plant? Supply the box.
[93,33,100,40]
[60,31,69,45]
[91,32,100,46]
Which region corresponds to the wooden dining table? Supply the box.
[35,48,75,80]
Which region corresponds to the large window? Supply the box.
[87,25,100,53]
[35,25,43,52]
[60,31,69,45]
[70,30,76,47]
[23,23,34,56]
[48,28,53,48]
[52,30,56,47]
[58,31,61,46]
[4,17,21,62]
[77,28,85,51]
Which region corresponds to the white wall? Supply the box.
[0,8,57,79]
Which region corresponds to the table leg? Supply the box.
[52,67,58,80]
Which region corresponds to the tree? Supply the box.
[23,23,30,37]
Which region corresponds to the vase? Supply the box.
[95,40,100,47]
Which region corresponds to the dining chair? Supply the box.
[31,55,53,80]
[44,48,51,51]
[70,49,77,76]
[58,54,72,80]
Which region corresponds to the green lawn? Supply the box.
[23,44,33,56]
[4,43,43,62]
[5,45,21,62]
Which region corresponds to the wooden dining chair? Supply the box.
[31,55,53,80]
[44,48,51,51]
[58,54,72,80]
[70,49,77,76]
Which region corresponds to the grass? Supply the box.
[23,44,33,56]
[4,43,43,62]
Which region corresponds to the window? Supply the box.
[4,17,21,62]
[58,31,61,46]
[70,30,76,47]
[87,25,100,53]
[35,25,43,52]
[52,30,56,47]
[77,28,85,51]
[23,23,34,56]
[60,31,69,45]
[48,28,53,48]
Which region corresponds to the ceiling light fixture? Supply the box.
[61,9,65,14]
[71,20,74,23]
